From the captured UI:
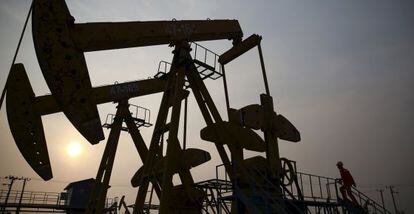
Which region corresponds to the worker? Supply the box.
[336,161,359,205]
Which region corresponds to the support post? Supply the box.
[159,67,188,213]
[183,97,188,149]
[133,47,181,214]
[220,64,231,118]
[86,102,125,214]
[124,116,162,197]
[16,177,30,214]
[186,62,233,176]
[388,186,399,214]
[260,94,281,185]
[377,189,386,213]
[2,176,17,214]
[133,43,197,213]
[257,43,270,96]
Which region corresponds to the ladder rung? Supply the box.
[193,59,216,73]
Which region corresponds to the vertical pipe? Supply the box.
[257,43,270,96]
[2,177,16,214]
[220,64,231,118]
[160,133,164,157]
[194,43,198,59]
[326,179,331,200]
[216,165,219,181]
[0,1,33,111]
[309,175,314,198]
[148,109,151,124]
[164,61,167,73]
[87,103,124,214]
[147,185,154,213]
[183,97,188,149]
[225,168,228,184]
[57,193,60,205]
[300,174,304,197]
[318,177,323,199]
[204,49,207,63]
[214,54,217,70]
[378,189,386,213]
[389,186,398,214]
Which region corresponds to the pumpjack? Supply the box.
[2,0,392,214]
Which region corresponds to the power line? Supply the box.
[30,177,133,188]
[0,0,33,111]
[358,184,414,189]
[6,175,414,190]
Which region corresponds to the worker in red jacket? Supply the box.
[337,161,359,205]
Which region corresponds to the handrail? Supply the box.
[211,164,393,214]
[190,42,220,71]
[0,189,61,205]
[0,189,117,208]
[293,172,392,214]
[348,183,392,214]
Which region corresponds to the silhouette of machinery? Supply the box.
[3,0,307,213]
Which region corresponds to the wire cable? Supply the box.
[0,0,33,111]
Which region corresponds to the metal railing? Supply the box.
[155,60,172,79]
[0,189,64,205]
[348,183,392,214]
[290,172,392,214]
[154,42,223,85]
[190,42,222,79]
[289,172,338,203]
[102,104,152,130]
[0,189,118,210]
[213,163,393,214]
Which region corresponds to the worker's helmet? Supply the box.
[336,161,343,167]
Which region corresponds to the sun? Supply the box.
[66,142,82,157]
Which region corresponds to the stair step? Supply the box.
[338,198,367,214]
[193,59,222,80]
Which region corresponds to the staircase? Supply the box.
[234,158,305,214]
[154,42,223,88]
[287,171,392,214]
[198,163,393,214]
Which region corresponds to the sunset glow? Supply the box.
[66,142,82,157]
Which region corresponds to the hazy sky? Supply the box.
[0,0,413,212]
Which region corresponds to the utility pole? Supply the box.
[16,177,30,214]
[376,189,386,213]
[388,186,399,214]
[2,175,18,214]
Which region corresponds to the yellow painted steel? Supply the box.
[219,34,262,65]
[131,149,211,187]
[229,104,301,142]
[33,0,103,144]
[200,121,266,152]
[6,64,52,180]
[8,1,305,213]
[5,63,166,181]
[73,20,243,52]
[32,0,242,146]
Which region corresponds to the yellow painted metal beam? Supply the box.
[34,78,167,115]
[219,34,261,65]
[73,20,243,52]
